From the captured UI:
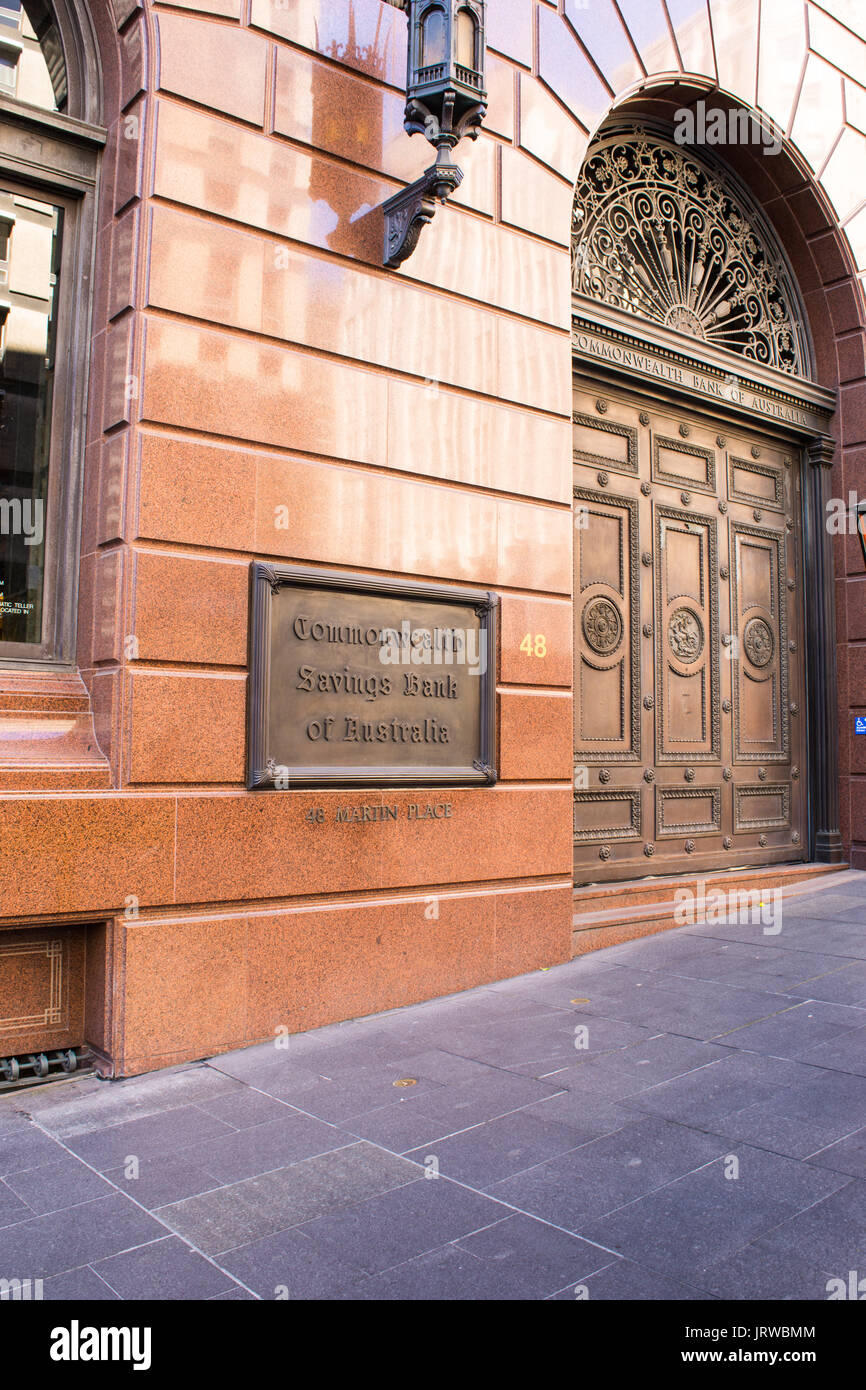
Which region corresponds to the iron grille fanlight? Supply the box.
[572,123,810,378]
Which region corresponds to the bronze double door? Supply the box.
[572,379,808,884]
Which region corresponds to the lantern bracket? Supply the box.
[383,151,463,268]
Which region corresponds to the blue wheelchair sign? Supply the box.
[856,717,866,735]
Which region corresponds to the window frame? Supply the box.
[0,41,21,99]
[0,7,104,668]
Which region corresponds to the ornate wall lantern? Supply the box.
[383,1,487,267]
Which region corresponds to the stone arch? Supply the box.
[546,1,866,287]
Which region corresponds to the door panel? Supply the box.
[654,505,720,762]
[573,487,640,762]
[573,380,807,884]
[653,436,716,493]
[573,412,639,475]
[728,455,785,511]
[730,523,789,762]
[656,785,721,832]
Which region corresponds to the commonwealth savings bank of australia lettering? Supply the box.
[292,614,472,746]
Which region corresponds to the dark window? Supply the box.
[0,0,103,665]
[0,190,62,645]
[456,9,477,70]
[0,49,17,95]
[420,7,447,68]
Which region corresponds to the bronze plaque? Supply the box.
[247,564,498,788]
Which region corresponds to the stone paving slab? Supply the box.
[157,1144,418,1256]
[1,872,865,1300]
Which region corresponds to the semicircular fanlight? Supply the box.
[572,124,809,378]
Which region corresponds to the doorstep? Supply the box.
[572,861,852,956]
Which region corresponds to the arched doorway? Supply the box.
[571,117,839,885]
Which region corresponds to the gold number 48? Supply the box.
[519,633,547,658]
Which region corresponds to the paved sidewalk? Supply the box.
[2,873,866,1301]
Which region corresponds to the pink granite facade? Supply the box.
[1,0,864,1075]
